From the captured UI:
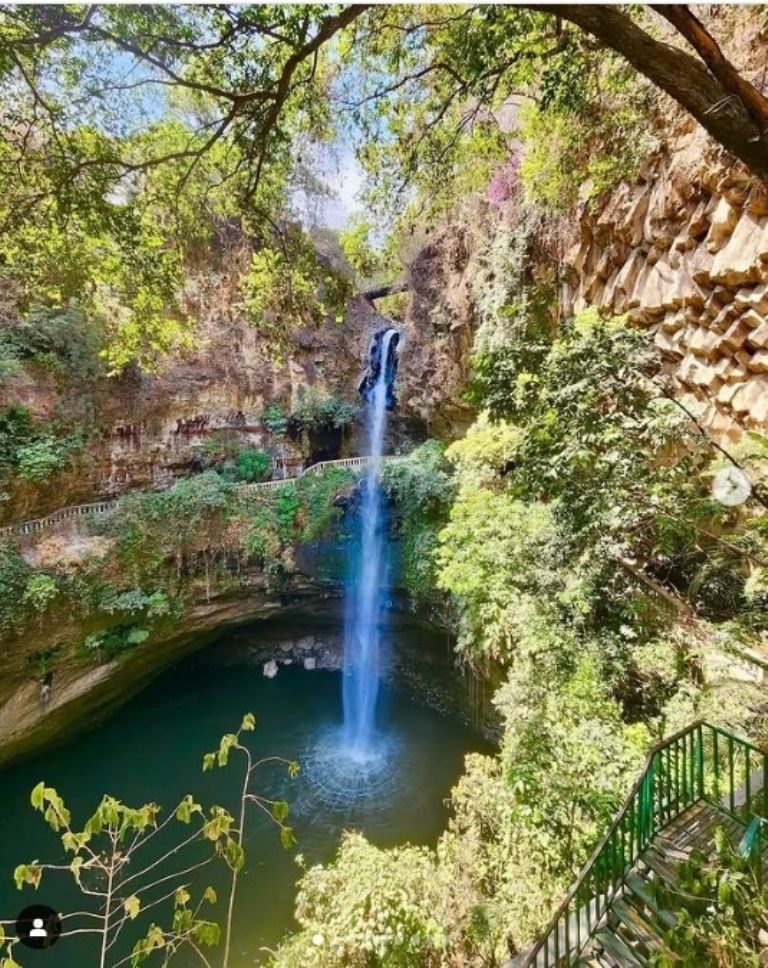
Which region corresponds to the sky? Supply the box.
[315,144,366,230]
[292,141,366,231]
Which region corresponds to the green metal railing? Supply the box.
[517,720,768,967]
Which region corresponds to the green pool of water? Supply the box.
[0,630,485,966]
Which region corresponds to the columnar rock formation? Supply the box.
[565,125,768,438]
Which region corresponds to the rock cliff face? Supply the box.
[397,229,478,437]
[0,252,469,523]
[0,577,333,766]
[564,121,768,439]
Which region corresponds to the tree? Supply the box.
[0,714,298,968]
[0,5,370,203]
[339,5,767,221]
[2,5,764,368]
[0,5,367,367]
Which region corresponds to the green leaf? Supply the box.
[191,920,220,947]
[30,782,45,810]
[203,886,217,904]
[13,863,42,890]
[222,840,244,871]
[175,795,201,824]
[241,712,256,731]
[131,923,166,967]
[70,856,84,885]
[124,895,141,920]
[271,800,289,823]
[280,826,297,850]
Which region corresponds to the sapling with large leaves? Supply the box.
[0,713,298,968]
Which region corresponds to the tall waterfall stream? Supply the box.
[0,327,489,965]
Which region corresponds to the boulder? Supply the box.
[746,187,768,217]
[710,305,738,332]
[686,198,711,239]
[691,247,715,286]
[747,285,768,315]
[745,378,768,422]
[303,657,317,671]
[731,379,768,416]
[614,249,645,298]
[263,659,278,679]
[726,360,750,383]
[692,363,720,390]
[661,311,686,334]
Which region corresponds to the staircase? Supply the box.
[509,721,768,967]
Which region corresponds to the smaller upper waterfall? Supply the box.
[342,327,400,762]
[359,328,400,411]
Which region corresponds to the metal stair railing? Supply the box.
[514,720,768,968]
[0,456,400,540]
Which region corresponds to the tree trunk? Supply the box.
[653,5,768,129]
[531,4,768,181]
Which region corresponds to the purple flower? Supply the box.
[486,150,522,207]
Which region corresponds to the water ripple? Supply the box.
[285,724,414,837]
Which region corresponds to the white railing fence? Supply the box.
[0,456,400,540]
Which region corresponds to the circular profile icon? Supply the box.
[15,904,62,949]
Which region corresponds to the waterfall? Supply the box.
[342,328,399,762]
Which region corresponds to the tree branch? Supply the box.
[653,4,768,130]
[528,4,768,180]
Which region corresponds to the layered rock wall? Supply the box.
[565,124,768,439]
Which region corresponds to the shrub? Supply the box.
[518,45,656,211]
[292,389,359,432]
[22,573,59,612]
[217,448,272,484]
[263,403,289,439]
[0,543,32,633]
[0,404,80,485]
[652,829,768,967]
[0,404,34,473]
[382,441,456,603]
[297,467,353,540]
[280,832,448,967]
[0,303,105,381]
[83,624,150,660]
[240,230,351,352]
[233,449,272,483]
[16,438,65,482]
